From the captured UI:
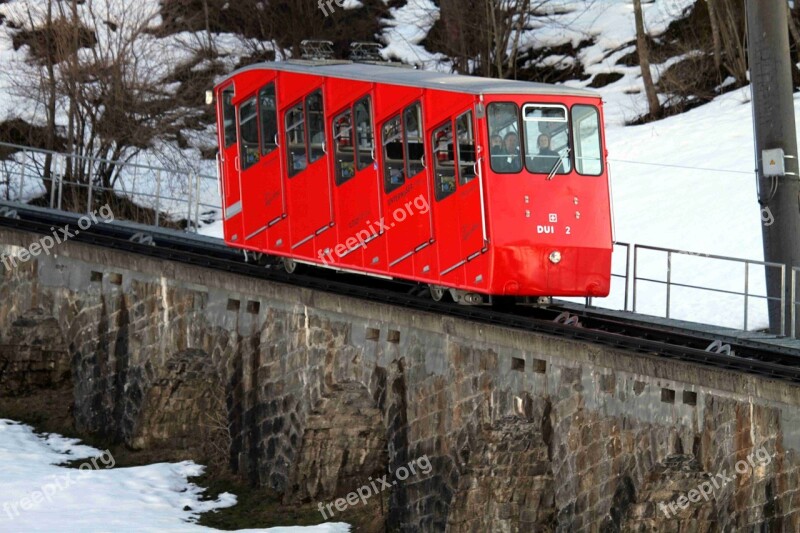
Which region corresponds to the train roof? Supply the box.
[219,60,600,98]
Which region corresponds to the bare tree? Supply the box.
[707,0,723,73]
[707,0,747,84]
[5,0,212,210]
[633,0,661,119]
[432,0,540,77]
[159,0,389,61]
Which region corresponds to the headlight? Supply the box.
[549,251,562,264]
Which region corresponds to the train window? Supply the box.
[333,109,356,185]
[238,97,260,170]
[306,90,326,163]
[404,103,425,178]
[456,110,477,185]
[488,103,522,173]
[523,104,571,175]
[382,114,405,193]
[572,105,603,176]
[432,123,456,201]
[222,86,236,148]
[285,102,307,177]
[354,96,374,171]
[259,84,278,156]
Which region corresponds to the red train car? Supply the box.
[214,60,612,304]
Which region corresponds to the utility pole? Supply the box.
[746,0,800,335]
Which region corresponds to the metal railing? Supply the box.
[0,141,221,232]
[631,244,785,337]
[586,241,630,310]
[790,267,800,339]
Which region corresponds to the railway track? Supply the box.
[2,201,800,385]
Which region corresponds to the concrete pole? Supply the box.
[746,0,800,335]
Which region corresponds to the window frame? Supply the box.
[222,85,237,149]
[238,96,260,171]
[259,83,278,157]
[403,101,425,180]
[522,102,572,176]
[285,100,307,178]
[305,89,326,164]
[382,113,405,194]
[455,110,477,186]
[570,104,604,177]
[354,96,375,172]
[332,108,356,186]
[432,120,457,202]
[487,102,523,174]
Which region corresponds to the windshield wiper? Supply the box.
[546,148,570,181]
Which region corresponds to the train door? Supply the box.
[329,93,383,270]
[458,108,490,290]
[236,78,284,249]
[217,84,243,243]
[377,91,434,277]
[429,108,485,286]
[454,110,486,259]
[430,119,464,285]
[282,84,334,256]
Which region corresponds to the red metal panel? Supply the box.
[215,65,613,298]
[326,91,386,272]
[236,71,285,252]
[215,82,243,245]
[277,72,334,258]
[327,79,372,116]
[481,94,612,297]
[425,92,488,291]
[373,85,433,278]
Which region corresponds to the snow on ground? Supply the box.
[381,0,448,69]
[384,0,774,330]
[0,420,349,532]
[598,85,771,330]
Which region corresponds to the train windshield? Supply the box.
[487,103,523,173]
[522,104,571,175]
[572,105,603,175]
[488,102,602,176]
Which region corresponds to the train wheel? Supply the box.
[283,258,299,274]
[429,285,448,302]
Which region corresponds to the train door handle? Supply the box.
[274,134,280,147]
[234,155,240,172]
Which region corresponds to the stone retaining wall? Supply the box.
[1,227,800,531]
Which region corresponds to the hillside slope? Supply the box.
[0,0,782,329]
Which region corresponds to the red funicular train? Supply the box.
[214,55,612,304]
